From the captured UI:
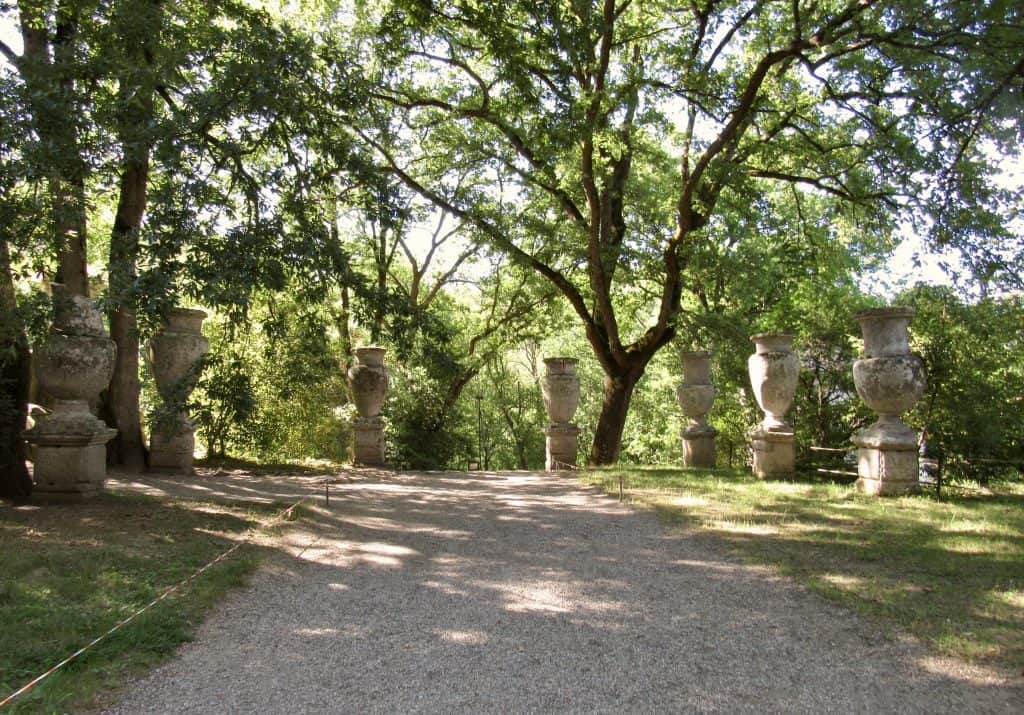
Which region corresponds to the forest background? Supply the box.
[1,0,1022,498]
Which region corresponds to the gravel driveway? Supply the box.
[107,470,1022,713]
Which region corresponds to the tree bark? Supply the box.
[18,0,90,296]
[589,367,644,466]
[106,160,148,470]
[0,238,33,500]
[104,0,162,471]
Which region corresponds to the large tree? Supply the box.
[355,0,1024,463]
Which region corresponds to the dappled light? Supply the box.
[61,466,1017,712]
[586,466,1024,681]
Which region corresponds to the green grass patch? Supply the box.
[583,466,1024,675]
[0,492,288,713]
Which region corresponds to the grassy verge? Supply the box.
[0,492,292,713]
[582,466,1024,676]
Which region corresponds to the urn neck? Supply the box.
[543,357,578,376]
[855,307,914,357]
[680,351,711,384]
[353,346,387,367]
[750,333,794,354]
[163,307,208,334]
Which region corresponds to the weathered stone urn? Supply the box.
[541,357,580,470]
[748,333,799,478]
[148,308,209,473]
[676,351,717,468]
[348,346,389,466]
[24,288,116,499]
[851,307,926,496]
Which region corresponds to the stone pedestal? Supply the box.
[681,427,716,468]
[353,417,386,466]
[541,358,580,470]
[677,351,717,468]
[148,308,209,473]
[348,347,389,466]
[546,423,581,471]
[24,289,117,500]
[747,333,799,478]
[851,308,926,496]
[750,429,796,479]
[149,414,196,472]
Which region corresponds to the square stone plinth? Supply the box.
[546,424,580,470]
[353,420,386,466]
[150,426,197,473]
[751,432,795,479]
[856,447,919,496]
[33,442,108,500]
[682,433,716,468]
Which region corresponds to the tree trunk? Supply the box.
[0,238,33,500]
[19,1,90,297]
[105,158,150,471]
[589,367,644,466]
[104,0,161,471]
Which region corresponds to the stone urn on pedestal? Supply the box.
[541,357,580,470]
[676,351,717,468]
[348,347,389,466]
[851,308,926,496]
[148,308,209,473]
[747,333,800,478]
[24,288,117,499]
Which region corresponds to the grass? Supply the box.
[582,466,1024,676]
[0,491,293,713]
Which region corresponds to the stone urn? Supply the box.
[348,346,389,465]
[24,287,117,499]
[542,357,581,470]
[851,307,927,495]
[349,346,389,419]
[148,308,209,472]
[747,333,799,478]
[541,358,580,424]
[676,350,717,468]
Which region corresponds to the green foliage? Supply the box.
[190,301,350,463]
[904,285,1024,484]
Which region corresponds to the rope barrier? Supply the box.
[0,494,312,710]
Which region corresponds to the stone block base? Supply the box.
[546,423,580,470]
[32,441,109,500]
[750,431,795,479]
[855,447,919,496]
[353,419,386,466]
[682,431,716,468]
[149,425,197,473]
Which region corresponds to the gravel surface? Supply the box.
[107,470,1022,713]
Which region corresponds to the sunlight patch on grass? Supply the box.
[582,465,1024,675]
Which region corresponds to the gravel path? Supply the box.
[107,471,1021,713]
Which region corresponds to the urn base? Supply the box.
[25,401,117,500]
[353,418,386,466]
[750,428,795,478]
[681,426,717,468]
[854,446,919,496]
[546,423,580,470]
[149,419,197,473]
[31,433,116,501]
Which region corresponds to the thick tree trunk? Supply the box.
[104,0,161,471]
[19,2,90,297]
[0,238,33,500]
[589,367,643,465]
[105,162,149,471]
